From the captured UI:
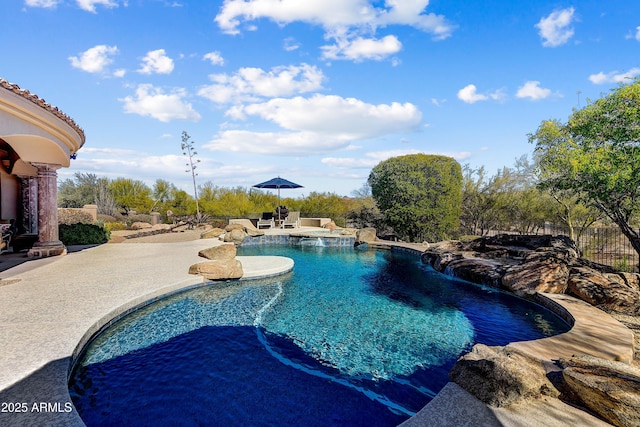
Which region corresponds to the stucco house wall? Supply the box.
[0,78,85,257]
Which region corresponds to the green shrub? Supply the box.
[369,154,462,242]
[59,223,110,245]
[103,221,127,232]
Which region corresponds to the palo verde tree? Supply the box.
[109,178,152,214]
[368,154,462,242]
[530,79,640,262]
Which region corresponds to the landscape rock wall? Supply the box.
[420,234,640,427]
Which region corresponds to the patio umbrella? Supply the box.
[252,176,303,216]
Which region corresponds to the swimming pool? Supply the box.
[68,246,570,426]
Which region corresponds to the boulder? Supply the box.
[188,260,243,280]
[567,266,640,315]
[324,221,337,231]
[201,228,225,239]
[427,240,464,253]
[470,234,579,259]
[441,257,505,288]
[501,251,570,296]
[225,223,244,232]
[356,227,377,243]
[151,223,171,231]
[198,244,236,261]
[560,355,640,427]
[339,228,357,236]
[245,227,265,237]
[616,272,640,291]
[130,221,152,230]
[449,344,560,407]
[224,228,247,245]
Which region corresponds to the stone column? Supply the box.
[18,176,38,234]
[28,163,66,258]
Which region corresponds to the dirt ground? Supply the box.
[108,227,205,244]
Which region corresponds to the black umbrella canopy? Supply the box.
[253,177,303,190]
[252,176,303,206]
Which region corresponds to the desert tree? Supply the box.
[530,79,640,262]
[368,154,462,242]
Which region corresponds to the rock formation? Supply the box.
[200,227,225,239]
[560,355,640,427]
[421,234,640,316]
[189,243,243,280]
[188,260,243,280]
[223,224,248,245]
[423,234,640,427]
[449,344,560,407]
[356,227,377,245]
[198,244,236,261]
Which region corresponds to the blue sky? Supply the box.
[2,0,639,198]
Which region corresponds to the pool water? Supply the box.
[69,246,570,426]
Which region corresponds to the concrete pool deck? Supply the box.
[0,229,634,426]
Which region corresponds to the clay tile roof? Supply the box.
[0,78,86,144]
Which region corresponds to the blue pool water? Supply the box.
[69,246,570,426]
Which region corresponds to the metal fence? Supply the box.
[485,224,639,272]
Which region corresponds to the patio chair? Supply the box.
[257,212,275,229]
[0,220,15,254]
[282,211,300,228]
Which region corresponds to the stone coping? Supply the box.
[511,292,634,365]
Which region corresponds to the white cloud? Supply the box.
[203,51,224,66]
[589,68,640,84]
[322,149,473,169]
[65,151,223,189]
[207,95,422,156]
[238,94,422,139]
[25,0,60,7]
[457,84,505,104]
[321,34,402,61]
[636,26,640,42]
[457,84,487,104]
[76,0,120,13]
[214,0,453,62]
[283,37,300,51]
[321,156,381,169]
[205,130,350,156]
[26,0,121,12]
[216,0,453,37]
[535,7,575,47]
[516,81,552,100]
[198,63,325,104]
[138,49,174,75]
[81,147,139,156]
[120,84,201,122]
[69,45,119,73]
